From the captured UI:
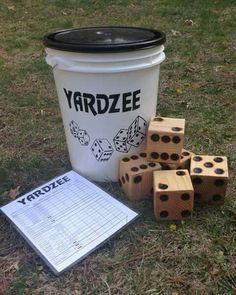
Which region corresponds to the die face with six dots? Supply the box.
[119,151,162,200]
[147,116,185,164]
[153,169,194,220]
[190,155,229,204]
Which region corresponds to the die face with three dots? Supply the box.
[119,151,162,200]
[147,116,185,164]
[190,155,228,204]
[161,149,195,171]
[153,169,194,220]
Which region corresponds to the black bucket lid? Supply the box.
[43,26,165,53]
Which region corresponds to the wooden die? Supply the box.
[119,151,162,200]
[153,170,194,220]
[190,155,229,204]
[147,116,185,164]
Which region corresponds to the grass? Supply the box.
[0,0,236,294]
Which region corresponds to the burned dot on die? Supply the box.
[125,173,129,182]
[181,210,191,218]
[150,187,154,194]
[131,167,139,172]
[193,156,202,162]
[154,117,163,122]
[134,175,142,183]
[176,170,185,176]
[140,164,147,170]
[172,127,182,132]
[140,152,147,158]
[172,136,181,144]
[182,151,190,157]
[214,179,225,186]
[122,176,125,184]
[148,162,156,167]
[161,135,171,143]
[214,157,224,163]
[161,153,169,160]
[193,167,202,174]
[118,179,122,187]
[192,177,202,185]
[212,194,222,202]
[215,168,224,175]
[181,193,190,201]
[131,155,139,160]
[158,183,168,190]
[171,153,179,161]
[159,211,168,218]
[151,133,160,142]
[204,162,213,168]
[122,157,130,162]
[151,152,159,159]
[160,194,168,201]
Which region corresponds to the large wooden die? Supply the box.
[153,170,194,220]
[147,116,185,164]
[119,151,162,200]
[161,149,195,171]
[190,155,229,204]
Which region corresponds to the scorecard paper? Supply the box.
[1,171,138,274]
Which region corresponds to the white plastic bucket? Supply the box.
[44,27,166,181]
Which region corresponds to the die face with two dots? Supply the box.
[147,116,185,164]
[153,169,194,220]
[190,155,228,204]
[119,151,162,200]
[161,149,195,171]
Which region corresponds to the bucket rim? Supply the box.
[43,26,166,53]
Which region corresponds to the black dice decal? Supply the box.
[91,139,113,162]
[127,116,147,147]
[113,129,131,153]
[78,129,90,146]
[113,116,147,153]
[69,121,90,146]
[69,120,80,138]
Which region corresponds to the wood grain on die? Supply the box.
[153,170,194,220]
[147,117,185,164]
[190,155,228,178]
[190,155,229,203]
[119,151,161,200]
[161,148,195,171]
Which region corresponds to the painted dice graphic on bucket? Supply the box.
[127,116,147,147]
[113,129,131,153]
[69,120,80,138]
[91,139,114,162]
[78,129,90,146]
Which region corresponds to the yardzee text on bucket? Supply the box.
[63,88,141,116]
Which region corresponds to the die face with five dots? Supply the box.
[153,169,194,220]
[119,151,162,200]
[190,155,229,204]
[147,116,185,164]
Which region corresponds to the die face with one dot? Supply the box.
[190,155,228,204]
[119,151,161,200]
[153,170,194,220]
[147,116,185,164]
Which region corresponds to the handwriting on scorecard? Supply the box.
[17,176,70,205]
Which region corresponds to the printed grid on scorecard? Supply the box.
[1,171,138,274]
